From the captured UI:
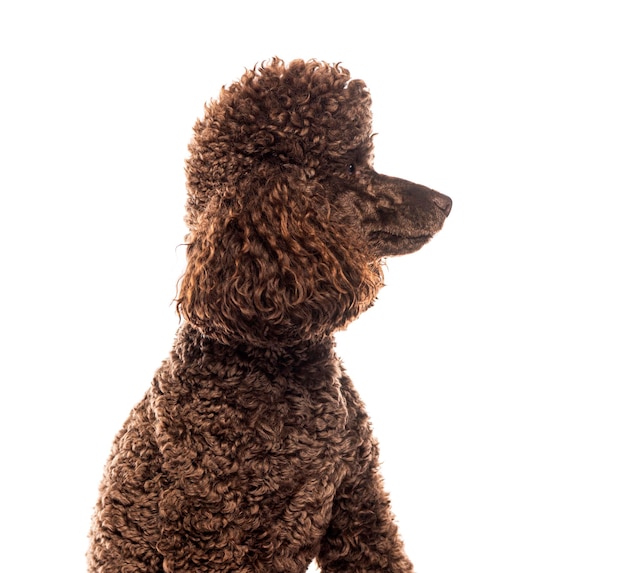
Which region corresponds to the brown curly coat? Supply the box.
[88,58,451,573]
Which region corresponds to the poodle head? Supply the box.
[177,58,451,347]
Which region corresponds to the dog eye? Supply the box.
[347,163,356,174]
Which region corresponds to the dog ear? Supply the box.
[176,170,382,346]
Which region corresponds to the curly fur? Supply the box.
[88,58,451,573]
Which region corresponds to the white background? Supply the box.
[1,1,624,572]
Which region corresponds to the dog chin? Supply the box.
[369,231,433,257]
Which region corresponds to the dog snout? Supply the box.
[431,191,452,217]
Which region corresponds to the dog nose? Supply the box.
[432,192,452,217]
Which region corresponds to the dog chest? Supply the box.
[148,349,365,565]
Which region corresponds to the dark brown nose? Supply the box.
[432,192,453,217]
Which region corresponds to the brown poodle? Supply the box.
[88,58,451,573]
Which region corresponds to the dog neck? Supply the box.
[171,321,337,376]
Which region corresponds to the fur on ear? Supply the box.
[176,167,383,347]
